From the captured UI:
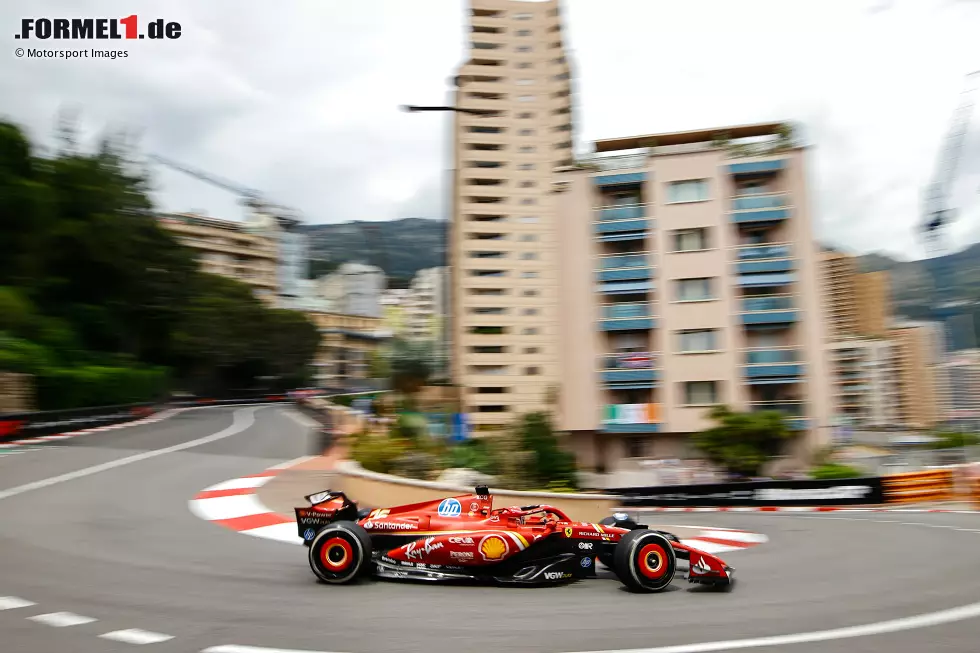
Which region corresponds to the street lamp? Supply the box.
[399,94,492,385]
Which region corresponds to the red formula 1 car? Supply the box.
[294,485,733,592]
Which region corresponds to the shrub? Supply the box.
[391,451,438,480]
[443,439,499,476]
[810,463,865,480]
[350,432,410,475]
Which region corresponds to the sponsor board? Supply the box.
[479,534,508,561]
[450,551,474,560]
[404,537,443,560]
[544,571,573,580]
[448,536,474,545]
[612,476,885,507]
[365,520,419,530]
[438,498,462,517]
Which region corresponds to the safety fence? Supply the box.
[880,469,954,504]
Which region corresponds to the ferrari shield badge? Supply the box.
[564,527,573,538]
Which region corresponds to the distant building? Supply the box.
[943,349,980,429]
[243,206,309,305]
[406,267,447,343]
[308,311,390,390]
[157,212,278,304]
[827,339,901,429]
[889,320,951,429]
[819,249,890,339]
[319,262,386,318]
[380,288,412,337]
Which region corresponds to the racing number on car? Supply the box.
[368,509,389,519]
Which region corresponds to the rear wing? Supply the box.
[295,490,359,545]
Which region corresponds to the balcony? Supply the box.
[739,295,798,325]
[744,348,804,382]
[596,204,646,221]
[729,193,790,225]
[599,302,656,331]
[736,243,792,260]
[597,253,652,282]
[601,403,661,434]
[600,351,659,384]
[593,172,647,188]
[749,401,808,430]
[595,218,651,237]
[728,159,786,176]
[735,243,793,274]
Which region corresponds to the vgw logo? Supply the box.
[15,16,182,40]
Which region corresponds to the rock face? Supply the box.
[436,467,497,488]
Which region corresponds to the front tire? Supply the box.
[308,521,371,584]
[613,529,676,593]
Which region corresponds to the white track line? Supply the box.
[189,494,269,521]
[28,611,97,627]
[0,596,35,610]
[0,407,259,502]
[203,476,273,492]
[204,646,344,653]
[100,629,174,644]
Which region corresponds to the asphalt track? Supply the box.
[1,404,979,653]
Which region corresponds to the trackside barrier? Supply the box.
[974,478,980,510]
[881,469,954,504]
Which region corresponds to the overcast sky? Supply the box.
[3,0,979,260]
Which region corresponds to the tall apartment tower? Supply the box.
[555,123,833,468]
[450,0,574,432]
[819,248,890,339]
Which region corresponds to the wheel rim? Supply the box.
[637,542,667,579]
[319,536,353,571]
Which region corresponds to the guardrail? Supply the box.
[880,469,954,504]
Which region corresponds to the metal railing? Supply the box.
[601,351,656,369]
[749,401,806,417]
[595,204,647,221]
[741,295,793,312]
[736,243,792,260]
[599,253,649,269]
[601,302,652,319]
[731,194,788,211]
[745,348,799,364]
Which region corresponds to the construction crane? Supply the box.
[148,153,309,299]
[918,71,980,351]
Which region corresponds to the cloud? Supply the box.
[2,0,978,258]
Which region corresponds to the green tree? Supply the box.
[518,411,578,489]
[692,405,794,478]
[389,338,433,400]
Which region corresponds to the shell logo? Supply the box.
[479,535,508,561]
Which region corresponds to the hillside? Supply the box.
[857,241,980,348]
[301,218,447,286]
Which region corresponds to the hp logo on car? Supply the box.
[437,498,462,518]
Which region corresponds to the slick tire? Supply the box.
[599,516,638,569]
[308,521,372,584]
[613,529,676,593]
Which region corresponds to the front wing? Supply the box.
[671,541,734,586]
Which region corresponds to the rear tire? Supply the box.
[613,529,676,593]
[308,521,371,584]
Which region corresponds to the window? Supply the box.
[672,228,709,252]
[516,62,532,69]
[519,181,535,188]
[470,366,508,375]
[516,45,532,52]
[675,278,714,301]
[519,146,536,153]
[520,198,535,205]
[525,366,540,375]
[469,250,505,258]
[523,308,539,315]
[518,95,535,102]
[469,326,506,335]
[523,327,538,335]
[468,125,503,134]
[514,12,532,20]
[470,288,506,296]
[519,234,538,242]
[625,438,646,459]
[468,214,505,222]
[516,29,532,36]
[524,347,540,354]
[678,329,718,353]
[471,346,506,354]
[666,179,710,203]
[517,112,534,119]
[521,252,538,260]
[737,180,770,196]
[519,128,535,136]
[518,162,536,170]
[684,381,719,405]
[522,289,538,296]
[519,216,539,224]
[516,79,534,85]
[477,405,508,412]
[471,307,506,315]
[475,387,509,394]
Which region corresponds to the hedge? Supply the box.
[33,365,170,411]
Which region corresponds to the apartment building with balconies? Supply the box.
[157,212,278,303]
[827,339,901,429]
[451,0,575,433]
[555,122,833,469]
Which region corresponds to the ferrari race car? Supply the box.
[294,485,733,593]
